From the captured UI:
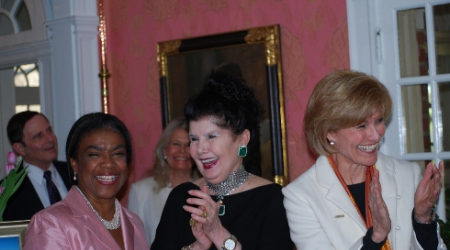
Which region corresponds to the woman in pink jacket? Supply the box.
[24,113,149,250]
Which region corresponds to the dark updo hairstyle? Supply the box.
[65,112,133,166]
[184,69,263,176]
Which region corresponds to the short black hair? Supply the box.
[185,70,263,175]
[65,112,133,165]
[7,111,46,145]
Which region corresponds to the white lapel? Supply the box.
[316,156,367,232]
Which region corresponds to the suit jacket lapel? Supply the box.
[121,207,135,250]
[316,155,368,232]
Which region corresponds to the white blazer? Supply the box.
[283,153,446,250]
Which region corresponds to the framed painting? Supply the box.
[0,220,29,250]
[157,24,288,185]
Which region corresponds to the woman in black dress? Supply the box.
[151,71,292,250]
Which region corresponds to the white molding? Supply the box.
[0,40,51,67]
[347,0,380,77]
[46,13,101,158]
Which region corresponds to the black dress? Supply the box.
[151,182,293,250]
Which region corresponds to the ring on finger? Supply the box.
[189,218,197,227]
[202,211,208,218]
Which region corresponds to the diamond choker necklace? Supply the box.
[75,186,121,230]
[206,165,250,216]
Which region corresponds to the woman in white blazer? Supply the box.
[283,70,446,250]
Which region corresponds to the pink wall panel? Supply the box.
[103,0,349,201]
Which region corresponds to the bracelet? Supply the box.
[414,213,431,224]
[413,205,436,224]
[181,244,194,250]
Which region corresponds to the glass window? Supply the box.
[439,82,450,151]
[0,0,31,36]
[15,1,31,32]
[0,14,14,35]
[398,8,429,77]
[401,84,432,153]
[434,3,450,75]
[13,63,40,113]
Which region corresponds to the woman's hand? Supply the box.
[183,185,229,249]
[369,169,391,243]
[414,161,443,223]
[190,223,212,250]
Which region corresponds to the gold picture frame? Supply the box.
[0,220,29,250]
[157,25,288,185]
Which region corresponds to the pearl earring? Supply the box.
[73,172,77,181]
[330,141,335,146]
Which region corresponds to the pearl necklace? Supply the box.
[75,186,121,230]
[206,165,250,216]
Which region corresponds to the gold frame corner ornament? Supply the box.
[157,40,182,77]
[245,25,280,66]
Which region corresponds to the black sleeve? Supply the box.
[151,183,199,250]
[412,209,438,250]
[361,227,386,250]
[257,185,293,250]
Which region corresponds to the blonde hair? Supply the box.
[152,117,191,192]
[304,70,393,155]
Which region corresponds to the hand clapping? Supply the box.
[369,169,391,243]
[414,161,444,223]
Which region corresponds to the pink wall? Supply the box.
[103,0,349,201]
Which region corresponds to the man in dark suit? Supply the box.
[2,111,75,221]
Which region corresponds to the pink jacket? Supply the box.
[24,187,149,250]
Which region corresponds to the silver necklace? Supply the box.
[206,165,250,216]
[75,186,121,230]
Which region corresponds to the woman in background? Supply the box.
[24,112,148,250]
[128,116,196,244]
[283,70,446,250]
[151,71,292,250]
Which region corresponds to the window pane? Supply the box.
[1,0,15,12]
[15,105,27,113]
[28,104,40,112]
[13,63,40,108]
[439,82,450,151]
[401,84,432,153]
[434,3,450,75]
[398,8,429,77]
[14,63,39,87]
[15,1,31,32]
[444,159,450,221]
[0,13,14,35]
[14,69,27,87]
[28,69,39,87]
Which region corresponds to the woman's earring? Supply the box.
[329,141,335,146]
[73,172,77,181]
[238,145,247,157]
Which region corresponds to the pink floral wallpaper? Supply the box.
[103,0,349,202]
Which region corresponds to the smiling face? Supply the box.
[70,129,128,204]
[327,111,386,168]
[15,114,58,170]
[189,117,249,184]
[163,128,193,173]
